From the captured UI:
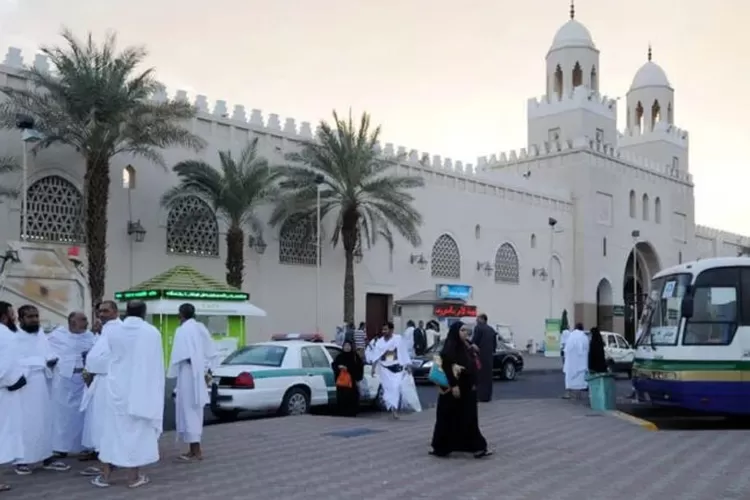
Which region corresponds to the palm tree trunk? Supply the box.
[83,157,111,308]
[343,247,355,324]
[225,225,244,289]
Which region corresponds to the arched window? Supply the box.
[602,237,607,257]
[629,190,636,218]
[494,243,519,284]
[165,195,219,256]
[651,100,661,130]
[572,62,583,88]
[530,234,536,249]
[122,165,136,189]
[590,66,598,91]
[554,65,563,100]
[654,197,662,224]
[678,251,682,264]
[23,175,84,243]
[431,234,461,279]
[667,103,673,124]
[642,193,650,221]
[635,102,644,132]
[279,216,318,266]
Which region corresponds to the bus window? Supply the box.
[684,267,740,345]
[641,273,691,346]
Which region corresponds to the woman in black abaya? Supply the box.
[332,340,364,417]
[430,321,492,458]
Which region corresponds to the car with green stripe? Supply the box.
[209,340,382,420]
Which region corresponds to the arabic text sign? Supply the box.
[433,304,477,318]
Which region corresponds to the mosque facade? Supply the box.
[0,12,745,346]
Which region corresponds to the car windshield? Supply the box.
[222,345,287,367]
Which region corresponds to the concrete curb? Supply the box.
[607,410,659,431]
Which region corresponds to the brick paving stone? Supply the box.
[2,399,750,499]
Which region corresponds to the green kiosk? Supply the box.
[114,265,267,366]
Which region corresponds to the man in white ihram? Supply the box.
[79,300,122,477]
[14,305,71,475]
[562,322,590,399]
[48,311,96,457]
[0,301,28,494]
[168,303,217,462]
[93,300,165,489]
[366,322,412,419]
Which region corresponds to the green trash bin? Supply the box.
[586,372,617,411]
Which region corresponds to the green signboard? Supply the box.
[613,305,625,317]
[544,318,562,358]
[114,289,249,302]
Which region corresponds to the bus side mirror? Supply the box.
[681,294,694,319]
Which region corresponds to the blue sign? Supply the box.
[436,284,473,300]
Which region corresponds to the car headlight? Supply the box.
[422,361,433,369]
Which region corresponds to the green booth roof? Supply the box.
[114,265,249,302]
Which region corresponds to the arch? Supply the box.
[629,190,636,218]
[165,195,219,256]
[667,102,673,124]
[23,175,84,243]
[431,233,461,279]
[596,278,614,331]
[494,242,519,284]
[635,102,644,132]
[550,254,562,289]
[622,241,661,343]
[654,197,662,223]
[474,224,481,240]
[279,216,318,266]
[122,165,136,189]
[572,62,583,88]
[590,66,598,91]
[642,193,650,220]
[530,233,536,249]
[651,100,661,130]
[554,65,563,100]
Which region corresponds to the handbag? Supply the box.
[428,363,449,388]
[335,367,353,389]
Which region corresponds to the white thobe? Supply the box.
[402,326,415,358]
[168,319,217,444]
[98,317,165,468]
[80,319,121,451]
[563,329,590,390]
[0,324,25,464]
[14,331,56,464]
[47,327,96,453]
[370,335,411,411]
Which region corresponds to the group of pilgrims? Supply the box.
[0,299,219,493]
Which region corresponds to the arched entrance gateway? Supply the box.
[622,242,661,344]
[596,279,613,332]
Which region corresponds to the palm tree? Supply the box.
[161,138,277,289]
[0,157,20,199]
[0,30,205,306]
[270,111,425,323]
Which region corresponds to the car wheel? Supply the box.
[280,387,310,416]
[502,361,517,381]
[211,409,239,422]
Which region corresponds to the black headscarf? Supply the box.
[333,340,364,382]
[588,327,608,373]
[441,321,470,362]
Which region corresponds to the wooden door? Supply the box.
[365,293,389,341]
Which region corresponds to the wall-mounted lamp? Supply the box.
[476,261,493,277]
[353,246,363,264]
[126,220,146,243]
[0,248,20,274]
[532,267,548,281]
[631,229,640,239]
[248,235,267,255]
[410,253,428,270]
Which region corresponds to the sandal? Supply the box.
[0,484,10,492]
[128,474,150,489]
[473,449,494,459]
[42,460,71,472]
[176,454,197,462]
[90,475,110,488]
[14,465,32,476]
[80,466,101,477]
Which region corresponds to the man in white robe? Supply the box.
[0,302,27,493]
[168,303,218,461]
[48,311,96,457]
[402,320,416,358]
[368,322,411,419]
[13,305,71,475]
[94,300,164,489]
[562,323,590,399]
[79,300,121,476]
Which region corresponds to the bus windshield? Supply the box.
[639,273,692,346]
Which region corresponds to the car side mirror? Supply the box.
[681,292,694,319]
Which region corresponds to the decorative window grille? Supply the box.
[22,175,84,243]
[430,234,461,279]
[165,196,219,257]
[279,217,318,266]
[494,243,520,284]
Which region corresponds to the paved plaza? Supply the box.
[4,398,750,500]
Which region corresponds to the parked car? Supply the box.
[600,330,635,377]
[411,336,524,383]
[208,340,382,421]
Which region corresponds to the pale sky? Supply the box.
[0,0,747,234]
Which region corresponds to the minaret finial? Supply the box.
[570,0,575,19]
[647,44,652,61]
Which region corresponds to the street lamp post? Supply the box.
[17,115,41,241]
[548,217,557,318]
[314,174,324,334]
[631,229,641,340]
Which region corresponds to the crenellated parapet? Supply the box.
[527,86,617,121]
[477,135,693,185]
[696,225,750,247]
[618,121,689,149]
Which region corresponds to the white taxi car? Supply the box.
[600,330,635,377]
[209,340,382,421]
